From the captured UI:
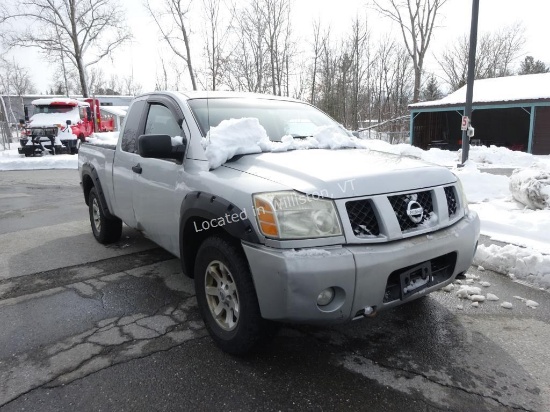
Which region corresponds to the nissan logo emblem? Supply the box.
[406,200,424,223]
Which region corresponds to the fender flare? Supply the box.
[80,162,117,220]
[179,191,260,276]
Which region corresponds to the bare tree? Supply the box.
[437,23,526,91]
[202,0,231,91]
[122,73,143,96]
[0,57,36,125]
[0,57,36,96]
[261,0,292,96]
[228,1,268,93]
[436,34,489,91]
[2,0,131,97]
[309,19,324,104]
[485,22,525,78]
[145,0,197,90]
[373,0,447,102]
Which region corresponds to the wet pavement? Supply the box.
[0,170,548,411]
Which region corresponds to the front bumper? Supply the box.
[243,212,480,323]
[18,138,78,155]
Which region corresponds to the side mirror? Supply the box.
[86,107,92,120]
[19,119,25,125]
[137,134,186,160]
[66,120,72,126]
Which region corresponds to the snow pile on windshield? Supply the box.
[88,132,119,146]
[509,167,550,210]
[202,118,267,169]
[201,118,366,169]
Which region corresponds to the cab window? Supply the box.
[121,100,146,153]
[144,104,181,137]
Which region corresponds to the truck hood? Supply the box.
[223,149,456,198]
[29,112,81,128]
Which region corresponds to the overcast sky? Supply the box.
[10,0,550,94]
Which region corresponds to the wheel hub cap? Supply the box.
[204,261,239,331]
[92,198,101,232]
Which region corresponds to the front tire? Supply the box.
[194,236,277,355]
[88,187,122,244]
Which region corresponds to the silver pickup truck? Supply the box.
[79,91,480,354]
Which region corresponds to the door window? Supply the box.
[144,104,181,137]
[121,100,146,153]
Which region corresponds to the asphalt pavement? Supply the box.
[0,169,548,412]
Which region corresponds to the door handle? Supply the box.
[132,163,142,174]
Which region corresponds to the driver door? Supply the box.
[131,96,187,256]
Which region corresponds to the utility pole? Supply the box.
[460,0,479,165]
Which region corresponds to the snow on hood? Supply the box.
[29,110,81,128]
[224,148,455,198]
[202,118,455,196]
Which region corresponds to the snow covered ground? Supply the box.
[1,135,549,291]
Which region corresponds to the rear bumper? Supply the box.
[243,212,480,323]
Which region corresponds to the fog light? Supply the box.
[317,287,335,306]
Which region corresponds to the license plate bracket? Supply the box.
[400,261,432,298]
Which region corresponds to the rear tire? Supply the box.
[194,236,278,355]
[88,187,122,244]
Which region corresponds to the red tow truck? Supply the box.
[18,97,115,156]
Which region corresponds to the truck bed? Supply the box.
[78,142,117,214]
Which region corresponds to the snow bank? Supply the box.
[464,145,537,168]
[452,161,510,203]
[201,118,368,169]
[358,138,458,167]
[0,147,77,170]
[509,167,550,210]
[474,244,550,290]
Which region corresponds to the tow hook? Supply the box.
[363,306,377,318]
[352,306,378,320]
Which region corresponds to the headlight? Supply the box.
[253,191,342,239]
[454,175,469,214]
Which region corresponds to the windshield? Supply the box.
[187,98,350,141]
[34,105,75,114]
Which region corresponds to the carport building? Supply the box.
[408,73,550,154]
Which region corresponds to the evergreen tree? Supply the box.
[518,56,549,75]
[421,75,443,101]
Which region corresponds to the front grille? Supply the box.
[346,199,380,237]
[31,127,58,137]
[388,190,433,231]
[444,186,457,217]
